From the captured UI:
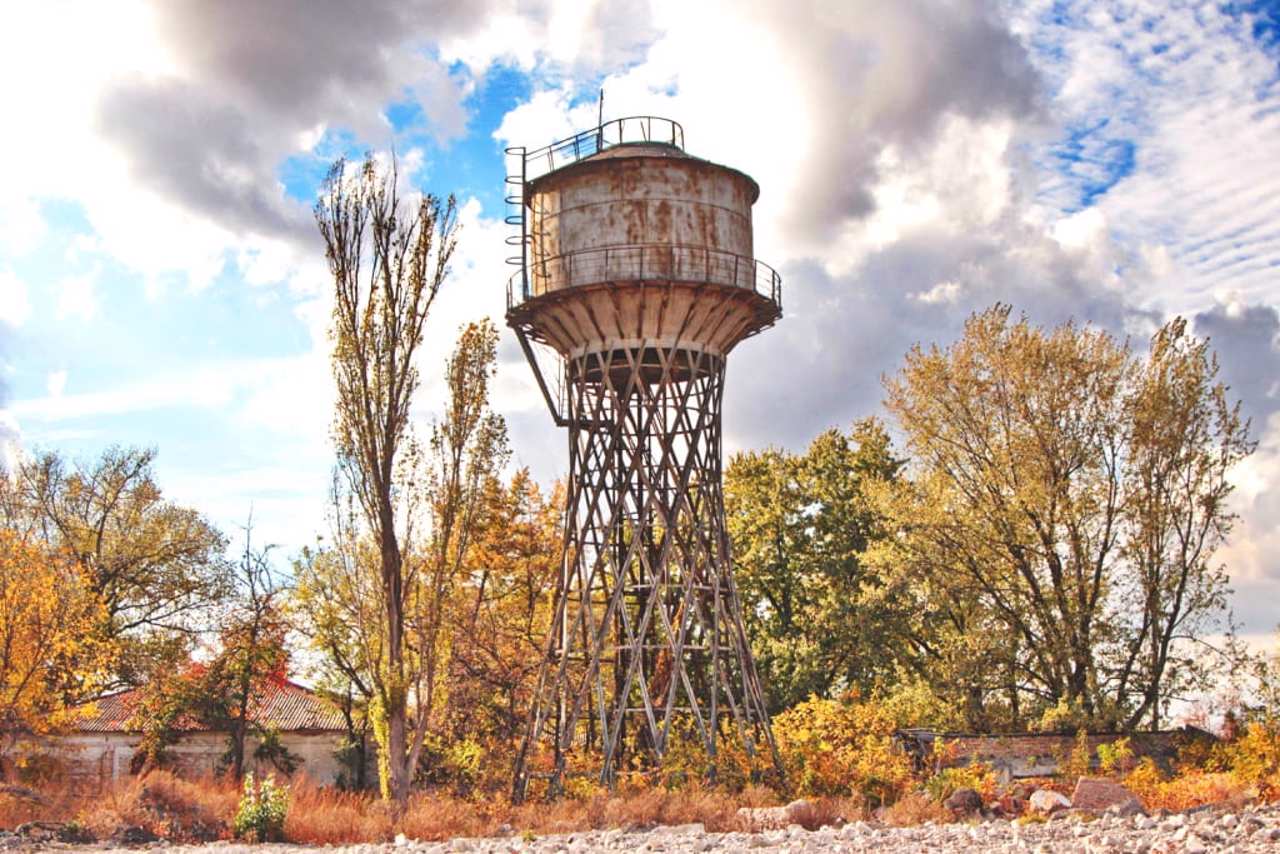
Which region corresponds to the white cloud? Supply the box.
[0,270,31,328]
[55,272,98,322]
[45,370,67,398]
[1013,0,1280,314]
[5,0,1280,639]
[912,281,963,305]
[0,409,19,474]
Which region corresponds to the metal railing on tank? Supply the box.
[520,117,685,181]
[502,117,687,307]
[505,244,782,311]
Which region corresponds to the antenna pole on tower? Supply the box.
[596,88,605,150]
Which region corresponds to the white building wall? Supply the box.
[28,730,349,789]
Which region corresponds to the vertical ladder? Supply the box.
[504,146,528,303]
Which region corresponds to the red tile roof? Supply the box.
[75,679,346,733]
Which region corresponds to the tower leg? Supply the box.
[512,344,783,802]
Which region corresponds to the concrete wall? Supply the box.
[30,730,348,790]
[896,729,1213,782]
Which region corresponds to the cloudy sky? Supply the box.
[1,0,1277,641]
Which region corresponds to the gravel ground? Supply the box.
[47,801,1280,853]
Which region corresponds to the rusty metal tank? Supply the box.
[505,117,781,362]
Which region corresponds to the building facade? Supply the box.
[36,679,351,790]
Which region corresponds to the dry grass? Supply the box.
[882,791,951,826]
[283,782,394,844]
[10,760,1266,845]
[0,775,878,842]
[283,781,783,844]
[0,782,78,828]
[78,771,238,842]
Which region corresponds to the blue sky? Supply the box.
[2,0,1279,644]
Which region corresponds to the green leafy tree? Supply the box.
[725,418,901,711]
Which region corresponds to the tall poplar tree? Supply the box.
[315,153,459,803]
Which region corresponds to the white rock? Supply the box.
[1028,789,1072,815]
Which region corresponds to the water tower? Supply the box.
[505,116,784,801]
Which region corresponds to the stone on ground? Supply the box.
[737,799,817,832]
[1071,776,1145,815]
[1028,788,1072,814]
[943,787,983,815]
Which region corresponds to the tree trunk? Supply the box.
[385,706,410,803]
[382,523,411,804]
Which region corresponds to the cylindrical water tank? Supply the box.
[526,143,758,295]
[510,136,780,360]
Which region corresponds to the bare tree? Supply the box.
[315,153,459,804]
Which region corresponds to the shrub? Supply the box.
[771,694,914,804]
[233,773,289,842]
[1097,737,1134,776]
[78,771,235,842]
[1055,729,1094,783]
[883,791,950,826]
[923,762,998,803]
[1123,758,1249,812]
[1225,719,1280,798]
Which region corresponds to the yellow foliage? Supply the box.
[1123,758,1249,811]
[770,694,914,804]
[1097,737,1134,775]
[0,531,110,749]
[1055,729,1095,783]
[1222,719,1280,799]
[923,760,999,803]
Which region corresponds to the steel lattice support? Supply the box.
[512,344,783,802]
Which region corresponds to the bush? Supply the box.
[771,694,914,804]
[1225,719,1280,798]
[1123,758,1249,812]
[923,762,998,803]
[233,773,290,842]
[78,771,236,842]
[1097,737,1135,776]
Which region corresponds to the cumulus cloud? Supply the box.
[1194,301,1280,425]
[0,271,31,329]
[1013,0,1280,311]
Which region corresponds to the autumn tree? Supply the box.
[725,419,901,711]
[206,521,291,778]
[406,321,509,765]
[129,521,291,777]
[442,469,559,751]
[870,306,1254,730]
[315,152,460,803]
[0,531,110,772]
[0,447,230,686]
